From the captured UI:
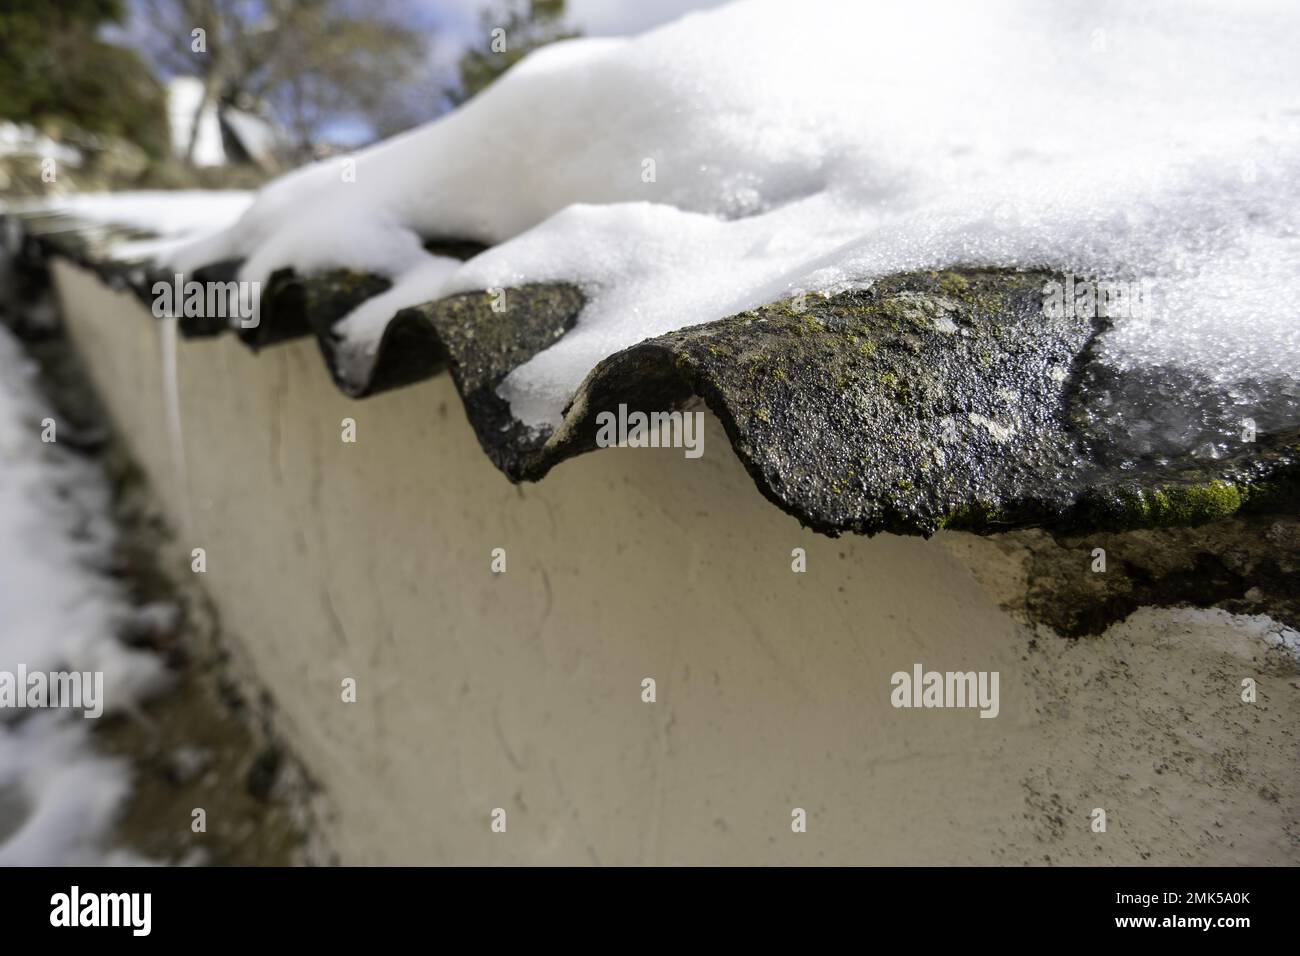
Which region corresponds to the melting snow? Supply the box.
[162,0,1300,429]
[1155,608,1300,661]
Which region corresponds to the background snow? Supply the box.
[0,326,167,865]
[0,122,82,166]
[161,0,1299,429]
[10,191,253,240]
[23,191,254,266]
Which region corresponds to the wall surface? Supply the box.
[53,261,1298,865]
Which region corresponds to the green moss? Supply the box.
[936,500,1005,531]
[874,370,912,404]
[935,271,970,296]
[830,471,858,495]
[879,297,924,328]
[1107,488,1156,527]
[1079,479,1249,531]
[1152,481,1243,523]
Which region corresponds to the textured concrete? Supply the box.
[52,260,1299,865]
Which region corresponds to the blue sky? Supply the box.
[416,0,731,84]
[335,1,731,143]
[422,0,730,43]
[119,0,731,147]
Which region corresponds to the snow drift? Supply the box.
[165,0,1300,431]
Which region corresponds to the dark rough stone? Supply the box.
[14,211,1300,541]
[422,237,489,261]
[251,268,392,350]
[543,270,1094,536]
[379,284,585,474]
[997,515,1300,636]
[179,259,243,336]
[245,745,283,801]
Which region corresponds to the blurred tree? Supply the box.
[135,0,428,162]
[451,0,578,105]
[0,0,168,157]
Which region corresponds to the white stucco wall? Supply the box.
[52,260,1299,865]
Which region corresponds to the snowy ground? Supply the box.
[0,325,167,865]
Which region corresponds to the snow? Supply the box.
[167,77,227,168]
[1156,608,1300,661]
[220,108,283,168]
[17,190,253,239]
[564,0,729,36]
[159,0,1300,429]
[0,716,147,866]
[11,190,255,264]
[0,122,82,165]
[0,326,168,865]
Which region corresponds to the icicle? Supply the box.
[159,315,193,538]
